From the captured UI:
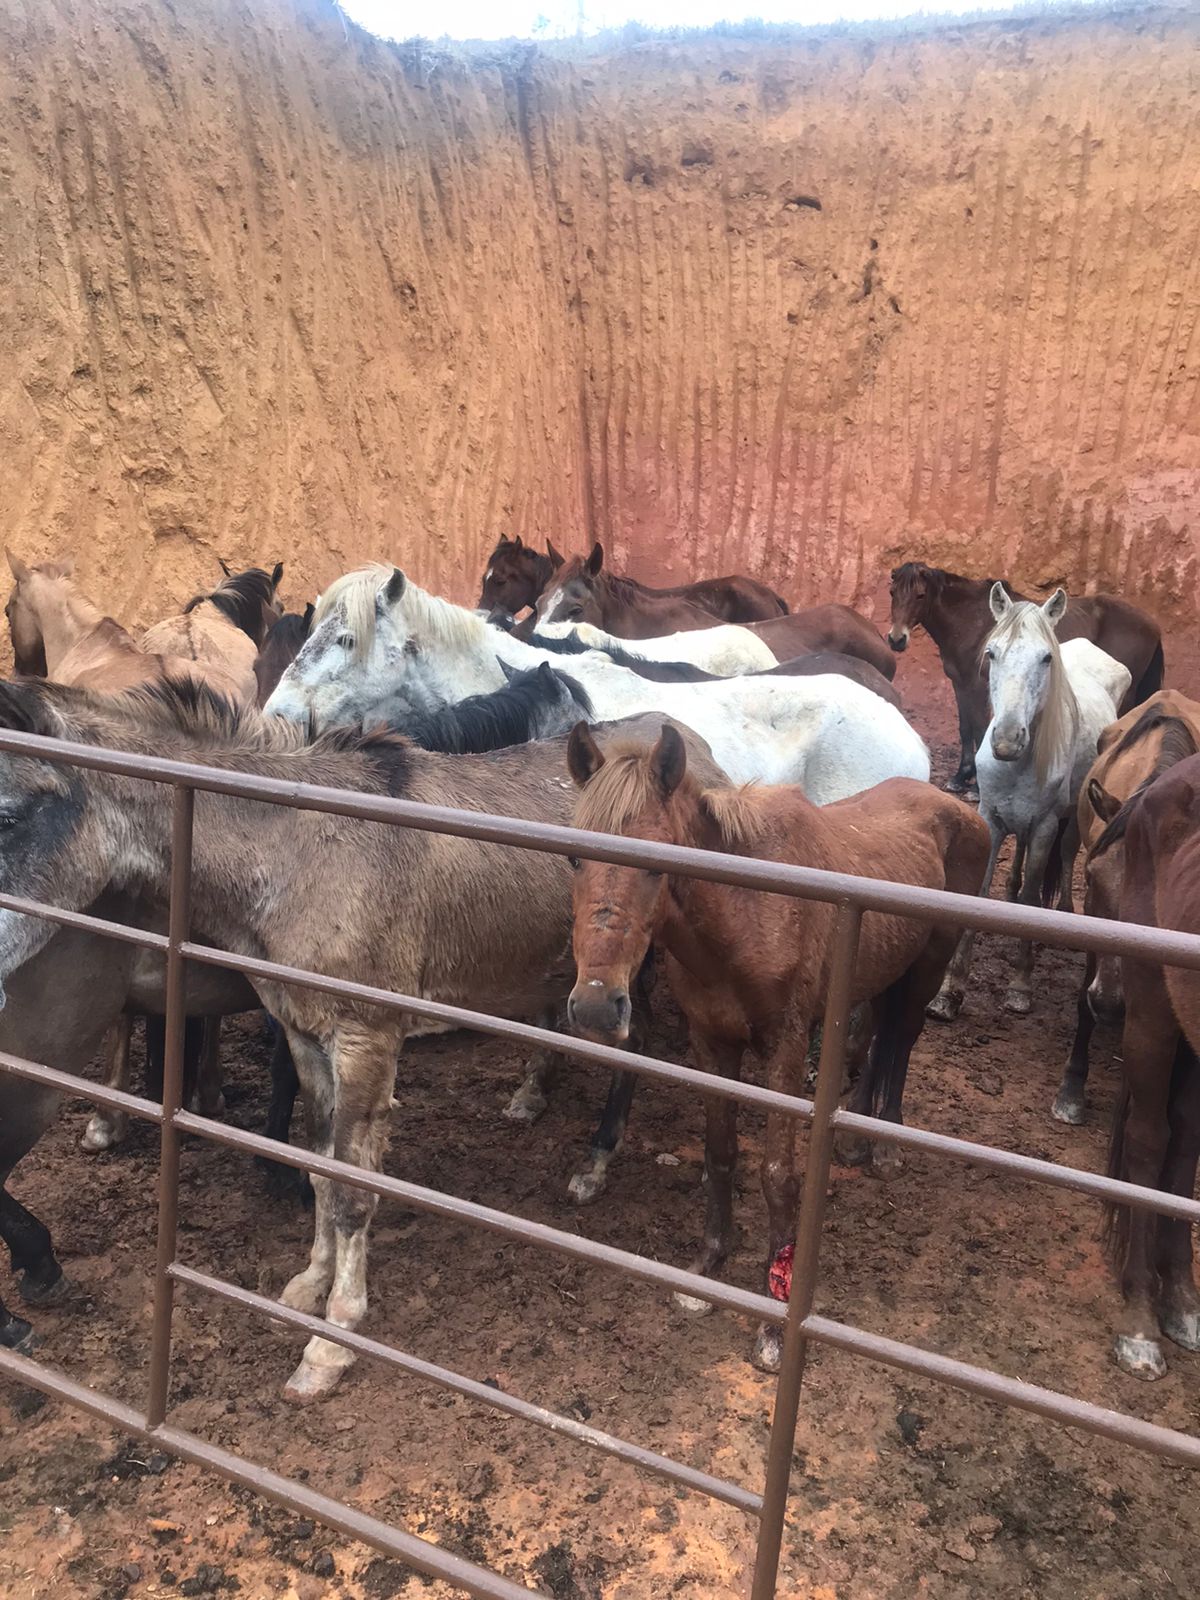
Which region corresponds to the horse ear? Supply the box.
[514,534,524,549]
[217,556,233,577]
[302,602,315,631]
[586,541,604,576]
[1087,778,1121,823]
[567,722,605,787]
[496,657,518,682]
[546,538,564,568]
[271,561,284,589]
[988,582,1011,623]
[1042,587,1068,628]
[652,724,687,797]
[5,549,29,584]
[383,569,406,605]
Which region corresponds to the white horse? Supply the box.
[265,566,930,798]
[532,617,777,676]
[930,585,1131,1020]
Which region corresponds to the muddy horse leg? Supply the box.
[80,1013,134,1152]
[1053,954,1098,1126]
[284,1022,403,1402]
[673,1033,746,1314]
[928,819,1004,1022]
[752,1018,809,1373]
[567,950,656,1205]
[1156,1041,1200,1355]
[503,1006,563,1125]
[1005,813,1059,1015]
[1,1079,71,1349]
[192,1018,225,1118]
[257,1024,313,1204]
[278,1032,338,1325]
[946,681,979,795]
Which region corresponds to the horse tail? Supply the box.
[1131,639,1165,706]
[1101,1077,1132,1270]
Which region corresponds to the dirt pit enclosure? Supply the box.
[2,0,1200,626]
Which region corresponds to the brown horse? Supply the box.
[535,541,789,631]
[254,605,314,707]
[1054,694,1200,1126]
[477,535,564,615]
[142,561,285,703]
[887,563,1163,793]
[565,722,990,1372]
[1088,753,1200,1379]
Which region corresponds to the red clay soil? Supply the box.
[2,634,1200,1600]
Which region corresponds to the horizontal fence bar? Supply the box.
[802,1315,1200,1469]
[3,725,1200,967]
[179,940,819,1122]
[171,1264,762,1515]
[0,889,169,954]
[0,1344,545,1600]
[0,1049,163,1123]
[831,1109,1200,1225]
[172,1109,786,1325]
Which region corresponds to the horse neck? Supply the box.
[924,573,997,657]
[33,583,106,677]
[408,612,542,709]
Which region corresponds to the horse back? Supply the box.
[751,605,897,680]
[1058,594,1162,705]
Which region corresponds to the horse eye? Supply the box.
[984,646,995,660]
[0,814,19,831]
[568,855,580,870]
[337,633,354,650]
[1041,652,1053,665]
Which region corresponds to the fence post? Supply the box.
[752,901,862,1600]
[146,783,195,1428]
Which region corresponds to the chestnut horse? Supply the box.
[887,562,1163,793]
[477,534,564,615]
[533,541,789,630]
[565,722,990,1372]
[1088,753,1200,1379]
[1053,695,1200,1126]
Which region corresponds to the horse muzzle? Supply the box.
[887,629,909,653]
[990,727,1028,762]
[568,979,632,1042]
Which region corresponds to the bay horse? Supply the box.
[477,534,564,615]
[565,722,990,1372]
[887,562,1163,793]
[254,605,314,707]
[0,677,689,1400]
[143,561,285,704]
[1087,754,1200,1379]
[929,587,1130,1020]
[1053,695,1200,1126]
[533,541,789,630]
[264,566,927,795]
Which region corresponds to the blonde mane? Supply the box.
[313,565,490,661]
[573,738,766,849]
[986,600,1079,784]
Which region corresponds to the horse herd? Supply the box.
[0,538,1195,1407]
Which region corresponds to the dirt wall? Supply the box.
[2,0,1199,626]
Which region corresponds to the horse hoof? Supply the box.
[869,1143,904,1179]
[19,1269,75,1308]
[752,1324,783,1374]
[0,1315,35,1353]
[1004,988,1032,1016]
[1051,1090,1085,1127]
[1113,1333,1167,1380]
[1161,1308,1200,1352]
[80,1118,120,1153]
[834,1134,871,1168]
[567,1168,606,1206]
[926,987,963,1023]
[283,1360,344,1404]
[673,1291,714,1316]
[503,1086,548,1126]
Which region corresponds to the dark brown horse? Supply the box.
[887,563,1163,792]
[535,541,788,631]
[1091,753,1200,1380]
[254,605,314,707]
[565,722,990,1372]
[477,535,565,615]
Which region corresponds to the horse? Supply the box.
[1053,696,1200,1126]
[383,660,594,752]
[4,552,243,698]
[928,587,1131,1020]
[565,722,990,1373]
[503,625,902,706]
[142,561,285,704]
[1086,755,1200,1379]
[255,605,314,708]
[263,566,929,798]
[532,541,789,630]
[477,534,564,616]
[0,676,705,1400]
[887,562,1163,794]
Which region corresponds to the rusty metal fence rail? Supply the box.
[0,725,1197,1600]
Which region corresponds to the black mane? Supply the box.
[186,565,281,640]
[512,626,717,684]
[384,663,593,755]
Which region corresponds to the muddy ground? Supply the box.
[2,635,1199,1600]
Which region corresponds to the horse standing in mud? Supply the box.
[565,722,990,1372]
[887,562,1162,794]
[929,587,1129,1021]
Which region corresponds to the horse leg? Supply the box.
[278,1032,337,1322]
[945,689,977,795]
[1005,815,1059,1015]
[1,1189,70,1306]
[503,1006,562,1124]
[80,1013,133,1152]
[927,821,1004,1022]
[1005,838,1026,901]
[257,1025,313,1205]
[1054,813,1080,914]
[673,1034,745,1315]
[192,1018,225,1118]
[1156,1041,1200,1355]
[567,950,655,1205]
[284,1022,403,1403]
[1,1079,72,1348]
[752,1020,808,1373]
[1053,954,1097,1125]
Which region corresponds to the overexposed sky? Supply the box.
[341,0,1101,44]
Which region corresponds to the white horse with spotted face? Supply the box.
[930,585,1131,1021]
[265,565,930,798]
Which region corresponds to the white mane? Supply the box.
[314,565,490,661]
